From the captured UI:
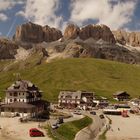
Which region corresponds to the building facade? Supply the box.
[58,90,95,109]
[113,91,130,101]
[0,80,47,117]
[5,80,42,104]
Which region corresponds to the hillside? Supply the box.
[0,58,140,102]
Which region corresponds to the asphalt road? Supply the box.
[74,111,105,140]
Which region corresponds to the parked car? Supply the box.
[29,128,44,137]
[130,110,135,114]
[73,110,82,115]
[19,117,28,123]
[56,117,64,124]
[99,114,105,119]
[90,111,96,115]
[51,123,59,129]
[56,106,64,109]
[92,107,99,110]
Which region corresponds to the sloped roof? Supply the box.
[113,91,130,96]
[59,90,94,99]
[6,80,39,92]
[59,90,81,99]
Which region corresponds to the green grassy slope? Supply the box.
[56,116,92,140]
[0,58,140,101]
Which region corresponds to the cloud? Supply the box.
[70,0,137,29]
[16,11,25,17]
[0,0,25,22]
[0,0,24,11]
[0,13,8,21]
[18,0,66,30]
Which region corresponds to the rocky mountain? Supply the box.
[45,38,139,64]
[0,38,18,59]
[13,22,62,43]
[0,22,140,64]
[0,38,48,61]
[64,24,116,44]
[113,30,140,47]
[64,24,80,39]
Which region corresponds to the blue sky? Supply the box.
[0,0,140,38]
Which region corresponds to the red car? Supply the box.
[29,128,44,137]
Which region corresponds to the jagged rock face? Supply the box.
[0,38,18,59]
[34,44,49,57]
[14,22,62,43]
[64,24,80,39]
[14,22,43,43]
[79,24,93,40]
[43,25,62,42]
[129,32,140,47]
[112,30,128,45]
[113,30,140,47]
[46,39,139,64]
[92,45,137,64]
[80,24,116,44]
[64,24,116,44]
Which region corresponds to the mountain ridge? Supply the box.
[1,22,140,64]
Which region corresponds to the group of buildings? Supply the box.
[58,90,130,110]
[0,79,132,118]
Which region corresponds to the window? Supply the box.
[24,109,27,113]
[14,92,17,96]
[10,99,12,102]
[66,95,72,99]
[23,93,24,95]
[9,93,12,96]
[14,98,17,102]
[19,93,20,96]
[23,99,24,102]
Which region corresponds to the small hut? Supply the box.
[113,91,130,101]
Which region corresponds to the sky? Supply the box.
[0,0,140,38]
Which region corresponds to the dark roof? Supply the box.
[6,80,42,93]
[1,102,36,109]
[113,91,130,96]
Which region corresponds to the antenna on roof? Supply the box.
[13,73,21,81]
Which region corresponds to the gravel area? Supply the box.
[0,117,51,140]
[106,114,140,140]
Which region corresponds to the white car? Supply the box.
[73,110,82,115]
[51,123,58,129]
